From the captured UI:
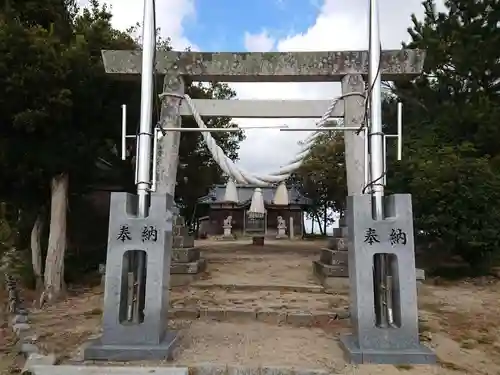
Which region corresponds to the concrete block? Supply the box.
[19,343,39,357]
[170,258,207,274]
[13,323,31,336]
[22,354,56,374]
[286,312,313,327]
[12,314,29,325]
[171,247,200,263]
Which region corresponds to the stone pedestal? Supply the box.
[222,225,234,240]
[313,220,349,289]
[276,227,287,239]
[170,216,206,286]
[252,236,264,246]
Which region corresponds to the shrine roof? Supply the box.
[198,184,311,206]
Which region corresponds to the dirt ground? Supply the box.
[2,240,500,375]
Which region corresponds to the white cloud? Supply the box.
[233,0,446,176]
[76,0,196,50]
[244,30,275,52]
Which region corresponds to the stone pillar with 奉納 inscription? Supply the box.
[339,194,436,364]
[83,192,178,361]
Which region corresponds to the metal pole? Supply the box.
[369,0,384,217]
[136,0,155,214]
[368,0,389,328]
[132,0,156,324]
[397,102,403,161]
[121,105,127,161]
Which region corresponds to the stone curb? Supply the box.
[26,364,332,375]
[186,363,332,375]
[188,283,325,294]
[168,308,350,326]
[3,275,57,373]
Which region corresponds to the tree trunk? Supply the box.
[30,212,44,292]
[42,173,69,304]
[311,216,315,234]
[313,212,325,235]
[323,208,328,235]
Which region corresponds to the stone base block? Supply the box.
[339,334,437,364]
[173,235,194,248]
[313,260,349,278]
[83,331,178,361]
[319,248,348,265]
[331,227,348,238]
[252,236,264,246]
[327,237,348,251]
[170,274,204,287]
[170,258,207,274]
[172,247,200,263]
[221,235,234,241]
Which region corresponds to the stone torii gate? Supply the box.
[102,49,425,196]
[87,48,428,363]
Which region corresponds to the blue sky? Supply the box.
[184,0,319,51]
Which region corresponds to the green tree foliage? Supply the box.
[0,0,245,289]
[291,132,346,234]
[383,0,500,271]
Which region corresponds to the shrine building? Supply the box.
[197,183,311,238]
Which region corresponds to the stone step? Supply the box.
[327,237,348,251]
[313,260,349,278]
[170,258,207,274]
[172,247,200,263]
[320,248,348,266]
[30,365,331,375]
[28,365,187,375]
